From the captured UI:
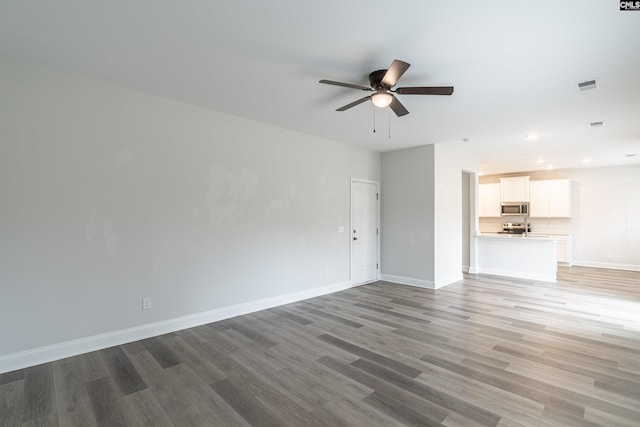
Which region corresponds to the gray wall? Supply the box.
[381,145,435,283]
[0,57,381,356]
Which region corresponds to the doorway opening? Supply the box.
[461,171,476,273]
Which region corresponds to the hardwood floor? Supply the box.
[1,266,639,426]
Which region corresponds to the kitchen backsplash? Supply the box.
[479,217,571,234]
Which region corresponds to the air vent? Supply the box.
[578,79,597,91]
[589,121,605,127]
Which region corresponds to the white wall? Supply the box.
[571,166,639,269]
[433,143,477,286]
[480,165,640,270]
[0,57,381,366]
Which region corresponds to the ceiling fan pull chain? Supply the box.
[388,110,391,139]
[373,107,376,133]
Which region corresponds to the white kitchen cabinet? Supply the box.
[500,176,530,202]
[479,183,501,217]
[529,179,572,218]
[529,181,548,217]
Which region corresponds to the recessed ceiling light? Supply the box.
[536,159,545,164]
[546,164,553,170]
[582,158,591,164]
[525,134,539,140]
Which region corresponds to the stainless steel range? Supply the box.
[499,223,531,235]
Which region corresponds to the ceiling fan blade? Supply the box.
[319,79,372,91]
[395,86,454,95]
[336,95,372,111]
[381,60,410,88]
[389,95,409,117]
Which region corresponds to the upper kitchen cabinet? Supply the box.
[529,179,572,217]
[479,183,501,217]
[500,176,530,202]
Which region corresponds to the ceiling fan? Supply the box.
[319,59,454,117]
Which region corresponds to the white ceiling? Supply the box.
[1,0,639,175]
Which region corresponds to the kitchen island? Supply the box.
[475,234,557,282]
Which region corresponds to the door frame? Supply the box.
[465,170,479,274]
[350,178,381,286]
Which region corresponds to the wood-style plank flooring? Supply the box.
[1,266,639,426]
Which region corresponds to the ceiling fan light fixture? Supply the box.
[371,92,393,108]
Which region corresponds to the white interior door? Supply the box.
[351,180,379,284]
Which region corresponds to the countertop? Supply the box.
[476,233,558,241]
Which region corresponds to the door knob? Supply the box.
[353,237,358,240]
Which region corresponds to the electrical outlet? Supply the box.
[142,297,152,310]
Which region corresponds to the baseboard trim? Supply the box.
[0,280,352,374]
[380,274,435,290]
[350,277,379,287]
[434,273,464,289]
[571,260,640,272]
[475,267,556,283]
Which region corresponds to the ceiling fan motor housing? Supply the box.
[369,69,389,89]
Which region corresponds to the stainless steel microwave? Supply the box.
[501,202,529,216]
